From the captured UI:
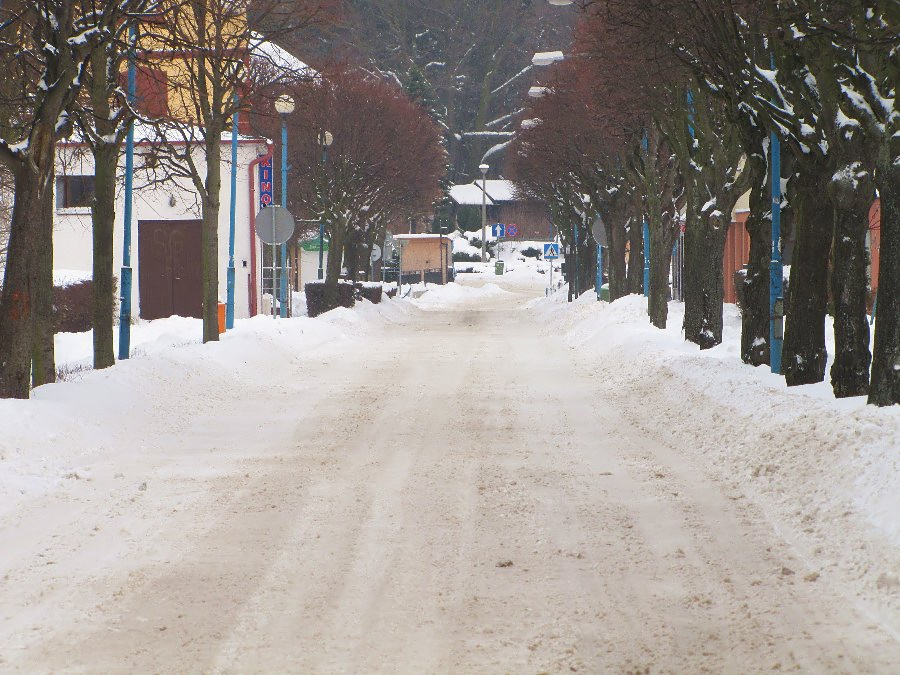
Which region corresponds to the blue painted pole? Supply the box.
[596,244,603,300]
[687,88,696,140]
[770,130,784,374]
[279,118,288,318]
[317,221,324,280]
[225,98,238,330]
[117,25,136,361]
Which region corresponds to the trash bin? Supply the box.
[217,302,226,334]
[495,260,505,275]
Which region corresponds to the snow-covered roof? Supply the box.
[393,234,448,240]
[250,33,316,80]
[449,180,523,205]
[483,180,519,202]
[449,183,494,206]
[532,51,564,66]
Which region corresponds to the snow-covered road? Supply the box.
[1,274,898,672]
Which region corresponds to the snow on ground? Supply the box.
[1,262,897,660]
[529,289,899,632]
[1,299,409,520]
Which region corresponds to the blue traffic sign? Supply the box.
[543,243,560,259]
[491,223,505,238]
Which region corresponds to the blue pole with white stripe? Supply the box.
[770,130,784,374]
[117,24,137,361]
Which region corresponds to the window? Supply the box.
[56,175,95,209]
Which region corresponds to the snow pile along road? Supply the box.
[532,291,900,634]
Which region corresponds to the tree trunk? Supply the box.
[0,166,40,398]
[868,156,899,406]
[89,44,118,370]
[607,213,627,301]
[92,142,117,369]
[202,137,222,343]
[578,238,595,299]
[783,169,831,386]
[647,212,674,329]
[828,168,872,397]
[323,218,346,309]
[344,229,363,284]
[741,178,771,365]
[31,175,55,388]
[626,218,644,295]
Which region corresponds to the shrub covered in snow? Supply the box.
[305,280,356,318]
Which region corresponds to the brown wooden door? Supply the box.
[138,220,203,320]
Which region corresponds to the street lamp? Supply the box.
[479,163,489,263]
[528,86,550,98]
[318,130,333,280]
[274,94,294,318]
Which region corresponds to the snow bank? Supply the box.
[532,292,900,629]
[0,302,406,519]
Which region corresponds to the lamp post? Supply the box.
[117,24,137,360]
[479,163,489,263]
[318,130,333,280]
[274,94,294,318]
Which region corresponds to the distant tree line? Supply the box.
[511,0,897,406]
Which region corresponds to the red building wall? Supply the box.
[723,212,751,304]
[870,199,881,293]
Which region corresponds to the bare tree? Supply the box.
[137,0,332,342]
[70,2,158,371]
[273,65,445,309]
[0,0,146,399]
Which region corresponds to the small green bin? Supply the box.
[494,260,505,275]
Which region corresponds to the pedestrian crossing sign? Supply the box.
[543,243,560,260]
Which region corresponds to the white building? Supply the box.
[54,133,273,321]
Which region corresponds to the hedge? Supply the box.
[304,280,387,318]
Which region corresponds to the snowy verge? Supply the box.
[531,292,899,633]
[0,299,413,519]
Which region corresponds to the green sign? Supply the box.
[300,238,329,252]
